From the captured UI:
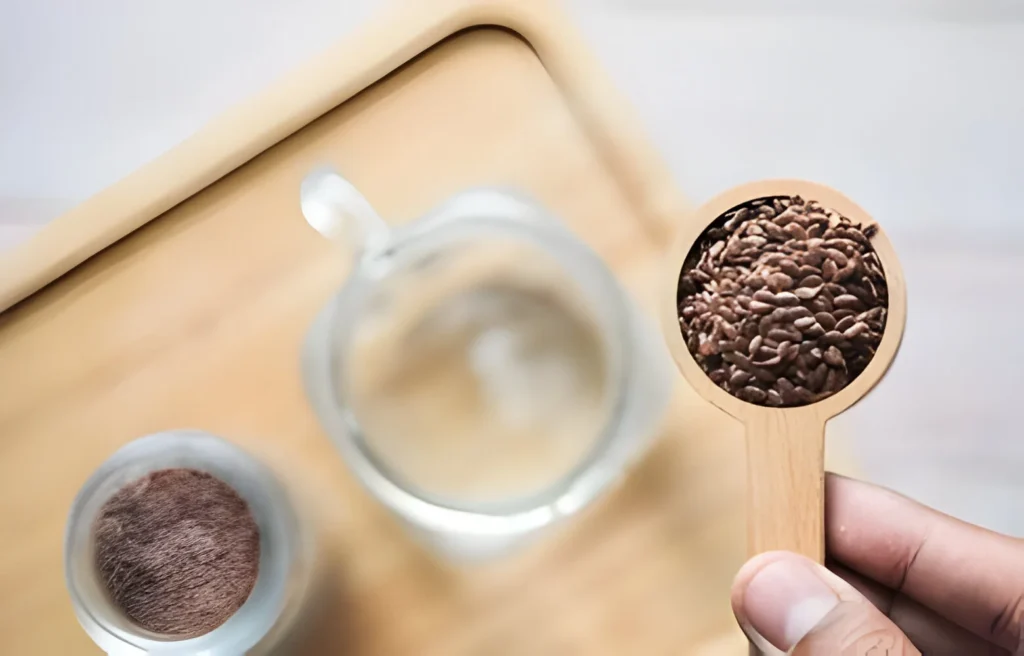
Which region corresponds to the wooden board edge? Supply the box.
[0,0,687,314]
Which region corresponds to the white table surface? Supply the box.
[2,0,1023,536]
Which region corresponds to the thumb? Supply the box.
[732,551,921,655]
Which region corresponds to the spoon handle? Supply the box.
[744,413,826,562]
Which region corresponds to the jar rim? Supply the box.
[64,430,298,655]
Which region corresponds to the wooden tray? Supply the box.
[0,1,854,652]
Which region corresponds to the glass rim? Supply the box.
[63,430,296,655]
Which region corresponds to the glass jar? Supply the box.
[300,169,673,560]
[64,430,312,655]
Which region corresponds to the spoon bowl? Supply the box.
[662,180,906,561]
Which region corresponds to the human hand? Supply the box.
[731,474,1024,655]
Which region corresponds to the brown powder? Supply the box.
[93,468,261,638]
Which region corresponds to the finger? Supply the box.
[732,551,919,655]
[829,561,1010,655]
[826,473,1024,651]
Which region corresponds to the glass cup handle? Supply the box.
[300,167,390,259]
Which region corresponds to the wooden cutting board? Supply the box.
[0,1,856,652]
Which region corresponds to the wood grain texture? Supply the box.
[662,180,907,565]
[745,412,825,562]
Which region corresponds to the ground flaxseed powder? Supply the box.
[93,468,260,638]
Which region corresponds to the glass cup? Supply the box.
[64,430,312,655]
[300,169,674,560]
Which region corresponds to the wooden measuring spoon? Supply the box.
[662,180,906,563]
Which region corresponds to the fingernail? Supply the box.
[737,620,784,655]
[742,556,839,650]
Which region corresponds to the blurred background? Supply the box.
[2,0,1022,536]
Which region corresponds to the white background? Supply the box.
[2,0,1023,534]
